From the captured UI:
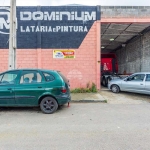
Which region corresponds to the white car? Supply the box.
[108,72,150,94]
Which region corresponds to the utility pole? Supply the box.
[8,0,16,70]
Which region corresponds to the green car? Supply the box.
[0,69,71,114]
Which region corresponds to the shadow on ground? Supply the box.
[0,105,69,113]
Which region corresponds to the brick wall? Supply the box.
[41,22,99,89]
[0,50,8,72]
[115,30,150,74]
[0,22,100,89]
[17,49,38,68]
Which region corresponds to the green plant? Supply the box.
[89,82,97,93]
[71,88,81,93]
[86,82,90,88]
[71,82,97,93]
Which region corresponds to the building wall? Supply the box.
[0,6,101,89]
[0,22,101,89]
[0,50,8,71]
[115,30,150,74]
[101,6,150,18]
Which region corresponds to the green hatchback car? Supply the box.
[0,69,71,114]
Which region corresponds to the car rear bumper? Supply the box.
[56,95,71,105]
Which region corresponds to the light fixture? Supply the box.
[109,38,114,41]
[122,44,126,47]
[101,46,105,49]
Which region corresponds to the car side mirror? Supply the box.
[124,78,129,82]
[124,79,127,82]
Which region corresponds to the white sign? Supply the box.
[0,7,10,34]
[0,7,17,35]
[53,50,75,59]
[0,7,96,34]
[20,11,96,21]
[20,25,88,32]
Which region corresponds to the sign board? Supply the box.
[0,6,100,49]
[53,50,75,58]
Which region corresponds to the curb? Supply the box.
[70,100,107,103]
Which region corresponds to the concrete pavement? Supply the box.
[71,87,150,104]
[100,88,150,104]
[0,103,150,150]
[71,93,107,103]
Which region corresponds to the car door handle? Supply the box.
[38,86,42,88]
[140,84,143,85]
[8,88,12,90]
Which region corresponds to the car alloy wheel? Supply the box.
[40,97,58,114]
[111,85,120,93]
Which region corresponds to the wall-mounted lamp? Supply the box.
[122,44,126,47]
[109,38,114,41]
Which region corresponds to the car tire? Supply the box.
[40,97,58,114]
[111,85,120,93]
[102,77,107,87]
[107,77,111,85]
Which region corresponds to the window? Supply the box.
[20,71,42,84]
[128,74,145,81]
[43,72,55,82]
[57,71,68,83]
[146,74,150,81]
[0,74,3,82]
[0,71,19,84]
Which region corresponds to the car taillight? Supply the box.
[61,87,67,93]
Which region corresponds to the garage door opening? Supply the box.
[100,22,150,87]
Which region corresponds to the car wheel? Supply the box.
[40,97,58,114]
[107,77,111,84]
[102,77,107,87]
[111,85,120,93]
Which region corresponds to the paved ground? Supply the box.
[0,103,150,150]
[100,87,150,104]
[71,92,106,102]
[71,87,150,104]
[0,88,150,150]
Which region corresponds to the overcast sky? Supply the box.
[0,0,150,6]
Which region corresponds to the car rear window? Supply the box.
[42,72,55,82]
[57,72,68,83]
[0,74,3,81]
